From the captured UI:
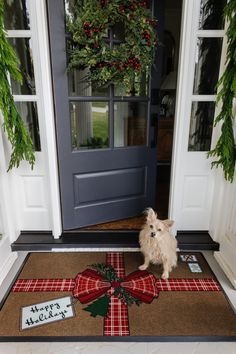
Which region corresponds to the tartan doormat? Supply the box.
[0,251,236,341]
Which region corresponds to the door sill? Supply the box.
[11,230,219,252]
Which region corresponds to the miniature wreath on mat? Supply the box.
[68,0,157,89]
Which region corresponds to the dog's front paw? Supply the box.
[161,273,169,280]
[139,264,148,271]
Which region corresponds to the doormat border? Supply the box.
[1,335,236,343]
[0,252,236,342]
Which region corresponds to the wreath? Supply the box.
[68,0,157,89]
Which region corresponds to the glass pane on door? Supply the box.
[114,101,148,147]
[70,101,109,150]
[4,0,30,30]
[188,101,215,151]
[68,68,108,97]
[15,101,41,151]
[199,0,227,30]
[193,38,223,95]
[8,38,35,95]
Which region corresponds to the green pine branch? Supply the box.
[208,0,236,182]
[90,263,121,282]
[0,0,35,171]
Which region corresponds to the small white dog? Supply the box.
[139,208,177,279]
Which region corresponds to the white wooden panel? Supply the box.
[182,175,208,209]
[15,169,51,230]
[0,238,17,285]
[0,207,2,234]
[23,176,45,208]
[211,136,236,288]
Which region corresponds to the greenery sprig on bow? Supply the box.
[68,0,157,90]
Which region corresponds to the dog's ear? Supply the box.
[163,219,174,229]
[145,208,157,222]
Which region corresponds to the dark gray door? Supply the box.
[47,0,160,229]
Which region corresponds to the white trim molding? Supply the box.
[214,252,236,290]
[169,0,227,233]
[31,0,62,238]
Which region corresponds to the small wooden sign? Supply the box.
[188,263,202,273]
[20,296,75,331]
[180,254,198,262]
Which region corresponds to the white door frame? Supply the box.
[33,0,62,238]
[1,0,228,238]
[169,0,227,234]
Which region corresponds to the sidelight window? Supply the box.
[188,0,225,152]
[4,0,41,151]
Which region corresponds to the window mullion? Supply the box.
[109,85,114,149]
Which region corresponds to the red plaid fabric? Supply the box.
[156,278,221,291]
[104,252,129,336]
[106,252,125,278]
[121,271,158,303]
[73,269,110,303]
[12,278,75,292]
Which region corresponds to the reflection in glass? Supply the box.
[112,22,125,41]
[114,71,149,97]
[15,102,41,151]
[199,0,226,30]
[193,38,222,95]
[188,101,215,151]
[70,101,109,150]
[64,0,74,17]
[8,38,35,95]
[4,0,30,30]
[114,102,147,147]
[68,68,108,97]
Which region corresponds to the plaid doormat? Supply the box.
[0,251,236,341]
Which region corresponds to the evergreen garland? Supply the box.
[68,0,157,89]
[0,0,35,170]
[208,0,236,182]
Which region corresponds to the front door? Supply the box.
[47,0,160,229]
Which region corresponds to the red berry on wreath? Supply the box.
[100,0,107,7]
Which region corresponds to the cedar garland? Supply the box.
[208,0,236,182]
[0,0,35,171]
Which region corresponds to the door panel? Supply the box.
[47,0,158,229]
[74,167,146,205]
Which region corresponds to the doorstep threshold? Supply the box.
[11,230,219,252]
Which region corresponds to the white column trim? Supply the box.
[0,119,20,243]
[169,0,195,234]
[31,0,62,238]
[214,252,236,290]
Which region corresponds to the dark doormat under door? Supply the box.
[0,251,236,341]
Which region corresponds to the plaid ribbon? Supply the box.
[73,253,158,336]
[156,278,220,291]
[12,253,157,336]
[12,252,221,336]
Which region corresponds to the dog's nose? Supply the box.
[151,232,155,237]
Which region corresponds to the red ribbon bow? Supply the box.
[73,269,158,304]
